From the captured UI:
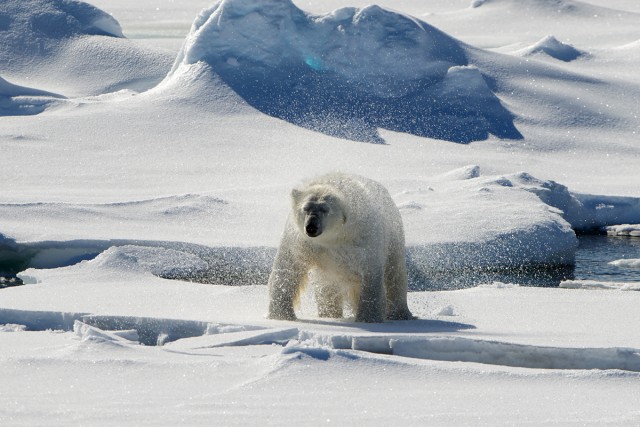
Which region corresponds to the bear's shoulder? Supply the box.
[307,172,383,196]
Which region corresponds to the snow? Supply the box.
[606,224,640,237]
[0,323,26,332]
[0,75,64,116]
[560,279,640,291]
[516,35,587,62]
[1,0,640,424]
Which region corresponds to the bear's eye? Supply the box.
[303,204,328,214]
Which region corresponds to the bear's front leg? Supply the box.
[355,265,386,323]
[268,268,302,320]
[267,245,306,320]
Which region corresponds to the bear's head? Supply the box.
[291,186,346,241]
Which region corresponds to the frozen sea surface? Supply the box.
[2,0,640,424]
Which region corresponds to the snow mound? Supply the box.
[517,35,586,61]
[89,246,209,280]
[0,323,27,332]
[0,0,173,97]
[0,0,123,67]
[397,167,578,275]
[468,0,628,17]
[435,164,481,181]
[165,0,522,143]
[147,61,249,113]
[0,0,123,42]
[86,244,274,286]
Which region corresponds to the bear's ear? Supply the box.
[291,188,303,205]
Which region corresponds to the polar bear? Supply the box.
[267,172,413,323]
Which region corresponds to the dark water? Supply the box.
[573,235,640,283]
[0,276,23,288]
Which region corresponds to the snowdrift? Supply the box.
[0,75,64,116]
[0,0,173,97]
[164,0,522,143]
[516,35,586,62]
[469,0,638,20]
[471,0,636,16]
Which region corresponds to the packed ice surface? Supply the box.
[1,0,640,424]
[3,258,640,424]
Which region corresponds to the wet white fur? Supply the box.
[268,172,412,322]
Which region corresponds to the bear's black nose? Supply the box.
[305,218,321,237]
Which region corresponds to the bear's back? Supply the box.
[309,172,401,231]
[310,172,386,197]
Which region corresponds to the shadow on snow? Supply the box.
[212,62,523,144]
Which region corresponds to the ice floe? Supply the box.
[609,259,640,268]
[560,279,640,291]
[605,224,640,237]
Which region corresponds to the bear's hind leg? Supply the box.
[384,244,414,321]
[355,264,386,323]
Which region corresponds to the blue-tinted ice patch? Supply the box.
[304,55,324,72]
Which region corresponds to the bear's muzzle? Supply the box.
[305,215,322,237]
